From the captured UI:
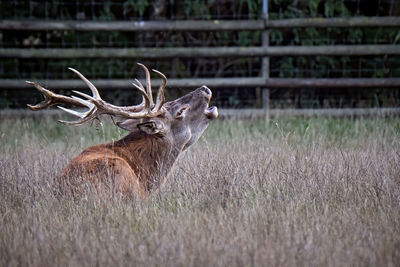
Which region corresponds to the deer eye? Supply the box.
[175,106,188,118]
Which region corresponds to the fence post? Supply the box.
[262,0,270,121]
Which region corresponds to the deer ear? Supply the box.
[137,121,167,136]
[116,119,141,132]
[117,119,167,136]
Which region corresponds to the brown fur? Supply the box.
[57,133,174,198]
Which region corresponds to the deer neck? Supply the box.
[109,133,180,192]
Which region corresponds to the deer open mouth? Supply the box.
[200,86,218,119]
[205,106,218,119]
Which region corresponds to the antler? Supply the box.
[27,63,167,125]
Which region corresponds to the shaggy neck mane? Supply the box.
[106,132,177,192]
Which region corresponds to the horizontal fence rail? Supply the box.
[266,16,400,28]
[2,78,400,90]
[0,20,264,31]
[1,17,399,31]
[1,45,399,59]
[0,15,399,100]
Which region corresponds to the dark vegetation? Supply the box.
[1,0,400,108]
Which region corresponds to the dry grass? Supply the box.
[0,116,399,267]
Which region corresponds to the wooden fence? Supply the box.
[1,1,400,113]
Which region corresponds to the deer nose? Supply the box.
[200,85,212,97]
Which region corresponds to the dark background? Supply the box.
[1,0,399,109]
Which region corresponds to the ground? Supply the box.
[0,116,399,266]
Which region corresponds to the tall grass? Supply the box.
[1,116,399,267]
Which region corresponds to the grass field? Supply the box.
[0,116,399,267]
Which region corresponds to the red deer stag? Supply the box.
[27,63,218,197]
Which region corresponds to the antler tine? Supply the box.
[28,64,167,126]
[72,90,95,102]
[68,67,101,99]
[70,96,95,109]
[26,81,87,110]
[57,105,89,119]
[152,69,167,112]
[132,79,151,109]
[26,79,100,125]
[26,81,53,110]
[57,107,96,125]
[137,63,154,108]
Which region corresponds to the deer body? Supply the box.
[28,64,218,197]
[59,134,171,197]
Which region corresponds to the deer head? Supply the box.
[27,63,218,149]
[27,63,218,196]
